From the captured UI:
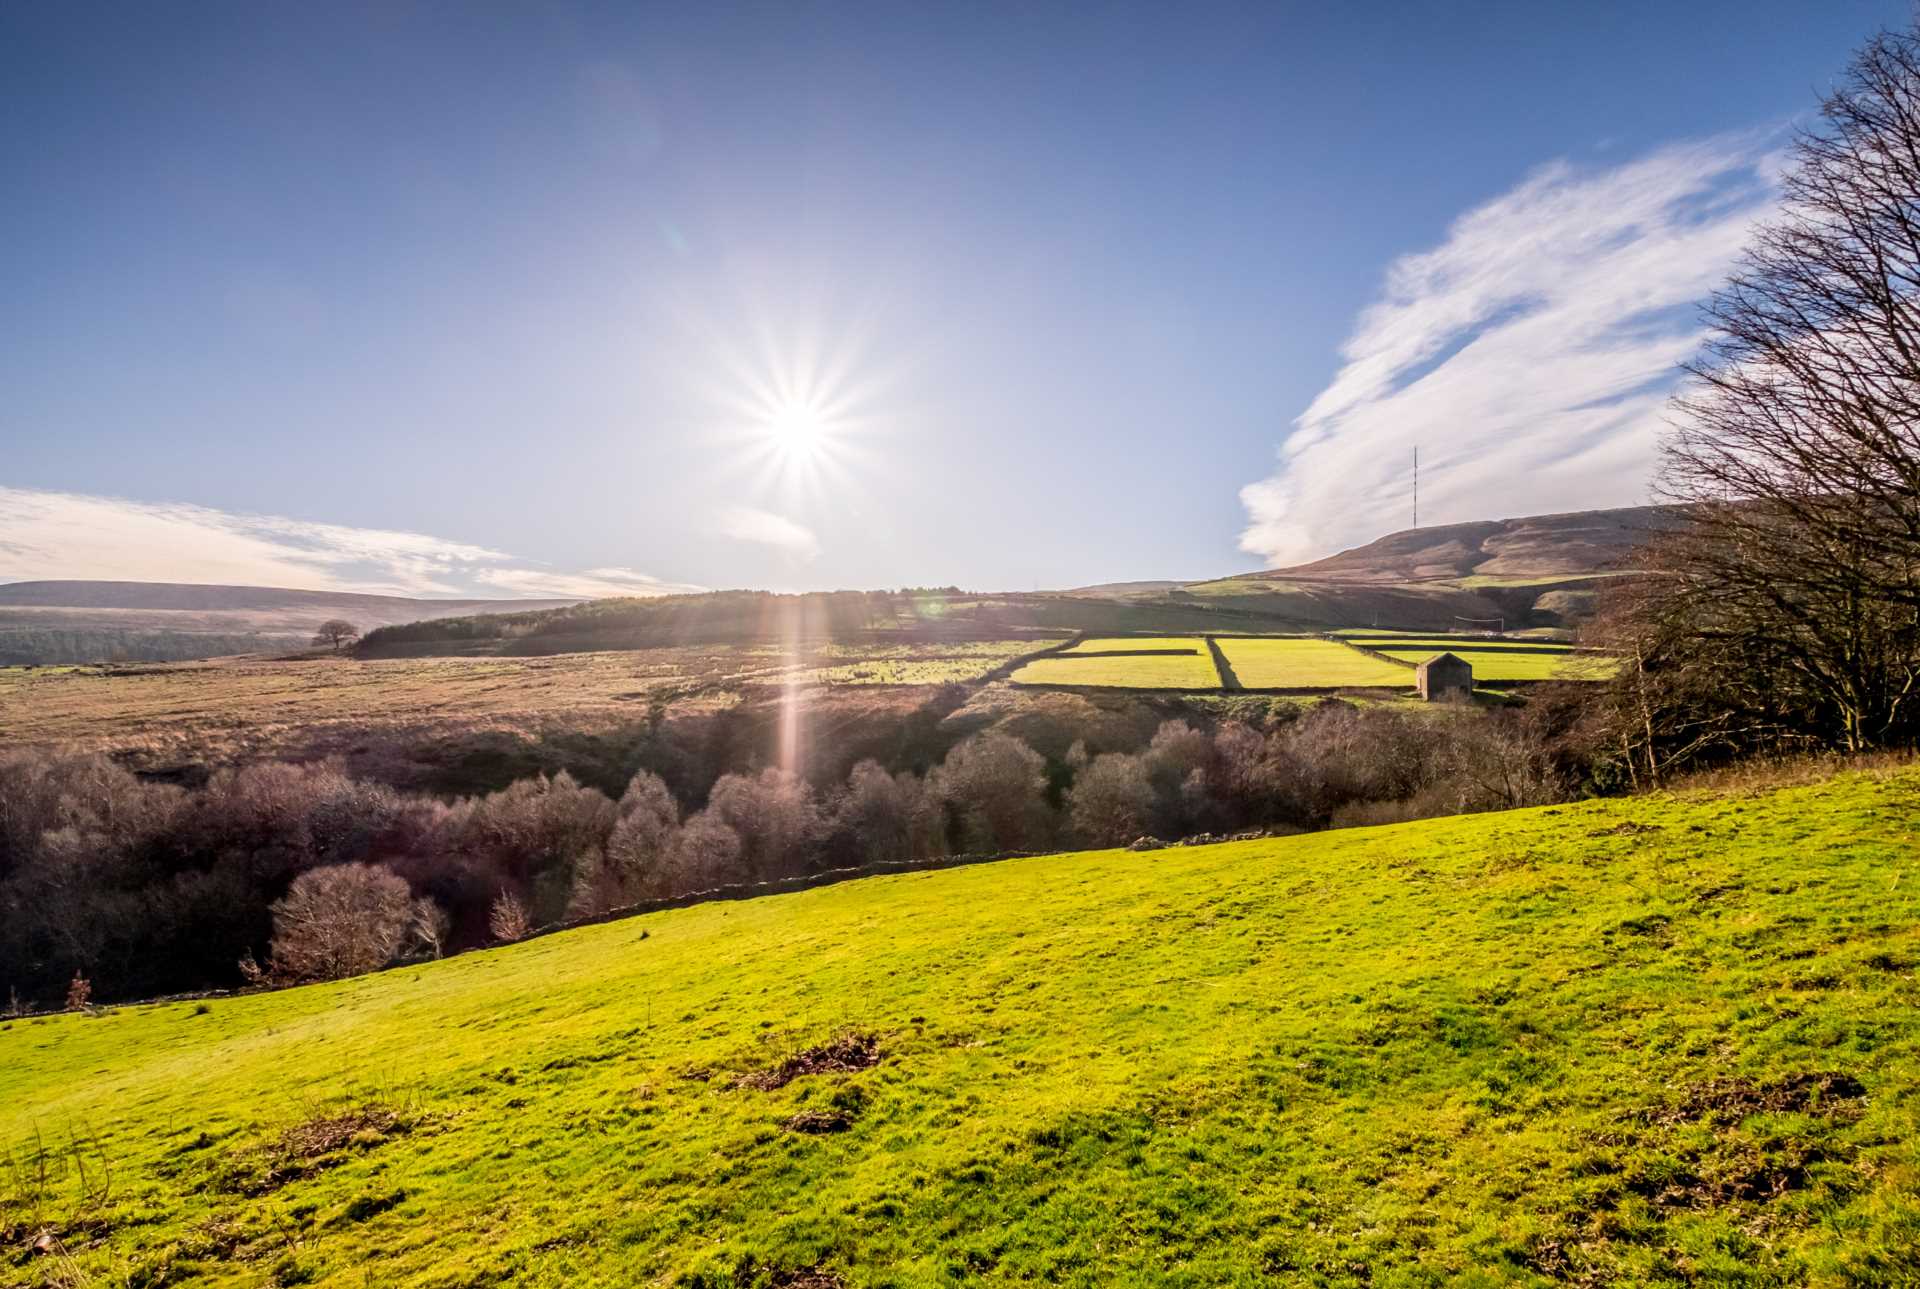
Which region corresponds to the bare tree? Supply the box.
[267,863,412,982]
[312,620,361,652]
[488,890,532,943]
[835,760,945,865]
[554,770,685,916]
[1632,25,1920,757]
[705,768,823,878]
[929,733,1052,853]
[455,771,618,922]
[408,898,451,959]
[655,811,746,896]
[1067,752,1155,846]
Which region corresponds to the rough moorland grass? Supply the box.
[1013,638,1219,688]
[0,643,1041,756]
[7,770,1920,1285]
[1215,636,1413,688]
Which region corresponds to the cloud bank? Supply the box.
[1240,133,1781,566]
[0,487,701,600]
[717,506,820,562]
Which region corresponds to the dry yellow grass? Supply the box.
[0,642,1042,764]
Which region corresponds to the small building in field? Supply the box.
[1416,651,1473,702]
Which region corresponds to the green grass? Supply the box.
[1010,654,1219,689]
[8,770,1920,1285]
[1215,636,1412,688]
[1373,648,1608,682]
[1342,637,1615,682]
[1057,636,1211,654]
[1013,638,1220,688]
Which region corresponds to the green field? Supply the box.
[1214,636,1412,688]
[1012,638,1220,688]
[1057,636,1210,654]
[1342,636,1612,683]
[7,769,1920,1284]
[1373,648,1600,682]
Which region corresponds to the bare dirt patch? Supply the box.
[1629,1137,1850,1209]
[217,1101,419,1197]
[770,1268,847,1288]
[782,1109,854,1134]
[738,1032,881,1092]
[1587,821,1661,838]
[1649,1071,1866,1127]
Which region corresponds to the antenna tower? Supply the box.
[1413,446,1419,529]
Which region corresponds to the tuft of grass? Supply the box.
[6,770,1920,1284]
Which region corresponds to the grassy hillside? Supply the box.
[7,771,1920,1285]
[352,590,1314,659]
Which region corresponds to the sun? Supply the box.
[765,399,826,457]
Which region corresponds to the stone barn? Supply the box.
[1415,651,1473,702]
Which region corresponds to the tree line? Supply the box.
[0,701,1563,1006]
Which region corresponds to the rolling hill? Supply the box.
[1251,505,1683,585]
[1155,505,1680,633]
[0,506,1675,666]
[5,767,1917,1285]
[351,507,1678,660]
[0,581,581,665]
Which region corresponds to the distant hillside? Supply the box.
[1144,505,1682,634]
[1058,579,1189,598]
[356,589,1167,657]
[0,580,581,665]
[7,507,1675,666]
[1252,505,1682,585]
[356,506,1672,661]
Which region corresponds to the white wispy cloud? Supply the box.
[468,566,704,599]
[0,486,699,600]
[717,506,820,562]
[1240,133,1781,566]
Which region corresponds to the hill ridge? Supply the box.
[1250,503,1683,584]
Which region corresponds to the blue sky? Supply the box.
[0,1,1905,596]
